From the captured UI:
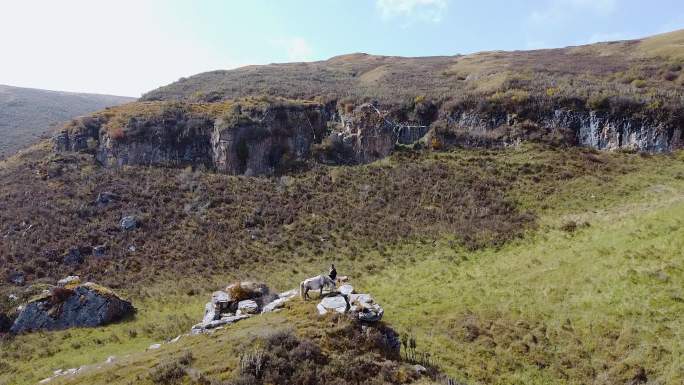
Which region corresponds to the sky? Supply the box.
[0,0,682,97]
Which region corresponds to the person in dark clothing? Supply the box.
[328,264,337,281]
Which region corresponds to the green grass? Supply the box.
[360,192,684,384]
[2,148,683,385]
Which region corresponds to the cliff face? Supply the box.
[54,100,337,176]
[212,104,328,175]
[53,96,683,176]
[430,107,683,152]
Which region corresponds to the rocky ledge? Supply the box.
[10,276,134,333]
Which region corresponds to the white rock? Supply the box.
[202,302,217,324]
[65,368,78,375]
[53,369,64,376]
[169,335,182,344]
[57,275,80,287]
[349,293,373,305]
[279,289,298,298]
[317,303,327,315]
[414,364,427,375]
[148,343,162,350]
[262,297,288,313]
[237,299,259,314]
[339,284,354,295]
[106,356,116,364]
[203,314,250,329]
[211,291,231,304]
[319,295,349,313]
[39,378,51,384]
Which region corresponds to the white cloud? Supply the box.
[272,37,314,62]
[0,0,245,97]
[376,0,448,23]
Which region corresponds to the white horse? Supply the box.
[300,274,336,300]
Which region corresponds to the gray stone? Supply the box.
[349,293,384,322]
[316,303,327,315]
[10,282,135,333]
[237,300,259,314]
[202,301,218,325]
[262,297,288,313]
[63,247,84,265]
[57,276,80,287]
[339,284,354,296]
[211,291,231,304]
[120,216,138,231]
[148,343,161,350]
[203,314,249,329]
[7,271,25,285]
[318,295,349,314]
[358,304,384,322]
[414,364,427,375]
[93,245,107,257]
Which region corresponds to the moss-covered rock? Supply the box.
[10,282,134,333]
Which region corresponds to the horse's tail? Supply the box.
[299,280,305,299]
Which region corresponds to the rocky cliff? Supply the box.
[53,95,683,176]
[429,101,683,152]
[53,99,430,175]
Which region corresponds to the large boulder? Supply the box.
[10,282,134,333]
[317,295,349,315]
[237,300,259,314]
[192,281,296,333]
[316,288,384,322]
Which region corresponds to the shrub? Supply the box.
[587,94,610,110]
[148,354,192,384]
[631,79,647,88]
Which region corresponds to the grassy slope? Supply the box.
[0,84,133,159]
[1,147,683,385]
[141,30,684,110]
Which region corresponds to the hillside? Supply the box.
[1,29,684,385]
[0,84,134,159]
[143,29,684,109]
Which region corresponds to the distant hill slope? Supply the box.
[0,85,134,159]
[142,29,684,108]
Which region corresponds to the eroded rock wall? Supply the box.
[432,108,683,151]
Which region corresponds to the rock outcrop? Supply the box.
[54,100,334,176]
[430,107,683,152]
[316,284,384,322]
[211,103,328,175]
[53,99,431,175]
[10,279,134,333]
[192,281,297,333]
[53,96,680,177]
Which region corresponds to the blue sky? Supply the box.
[1,0,682,96]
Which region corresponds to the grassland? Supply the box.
[1,143,683,384]
[0,84,133,160]
[141,30,684,120]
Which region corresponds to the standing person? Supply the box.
[328,264,337,282]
